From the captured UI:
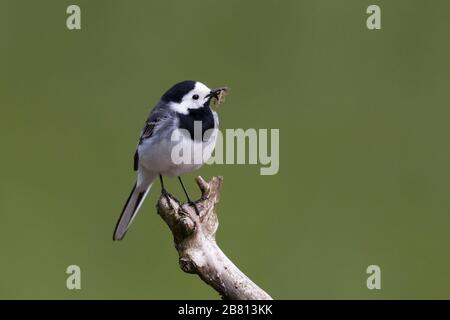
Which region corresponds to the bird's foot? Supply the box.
[189,201,200,216]
[161,188,173,209]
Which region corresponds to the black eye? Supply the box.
[192,94,199,100]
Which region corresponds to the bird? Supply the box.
[113,80,228,241]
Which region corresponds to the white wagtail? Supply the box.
[113,80,228,240]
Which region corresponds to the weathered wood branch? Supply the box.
[156,176,272,300]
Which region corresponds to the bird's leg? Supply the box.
[178,176,192,202]
[159,174,172,208]
[178,176,200,216]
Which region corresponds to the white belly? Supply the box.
[139,127,218,177]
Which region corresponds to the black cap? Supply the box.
[161,80,196,103]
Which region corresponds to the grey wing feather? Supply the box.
[139,121,157,144]
[133,101,174,171]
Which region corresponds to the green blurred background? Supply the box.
[0,0,449,299]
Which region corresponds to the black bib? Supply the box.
[178,106,215,141]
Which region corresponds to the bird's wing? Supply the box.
[133,101,174,171]
[139,120,158,143]
[133,120,157,171]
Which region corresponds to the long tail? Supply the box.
[113,179,153,241]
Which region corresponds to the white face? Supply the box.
[169,82,211,115]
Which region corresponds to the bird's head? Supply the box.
[161,80,228,115]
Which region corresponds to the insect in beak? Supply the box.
[207,87,229,106]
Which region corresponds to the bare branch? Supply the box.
[156,176,272,300]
